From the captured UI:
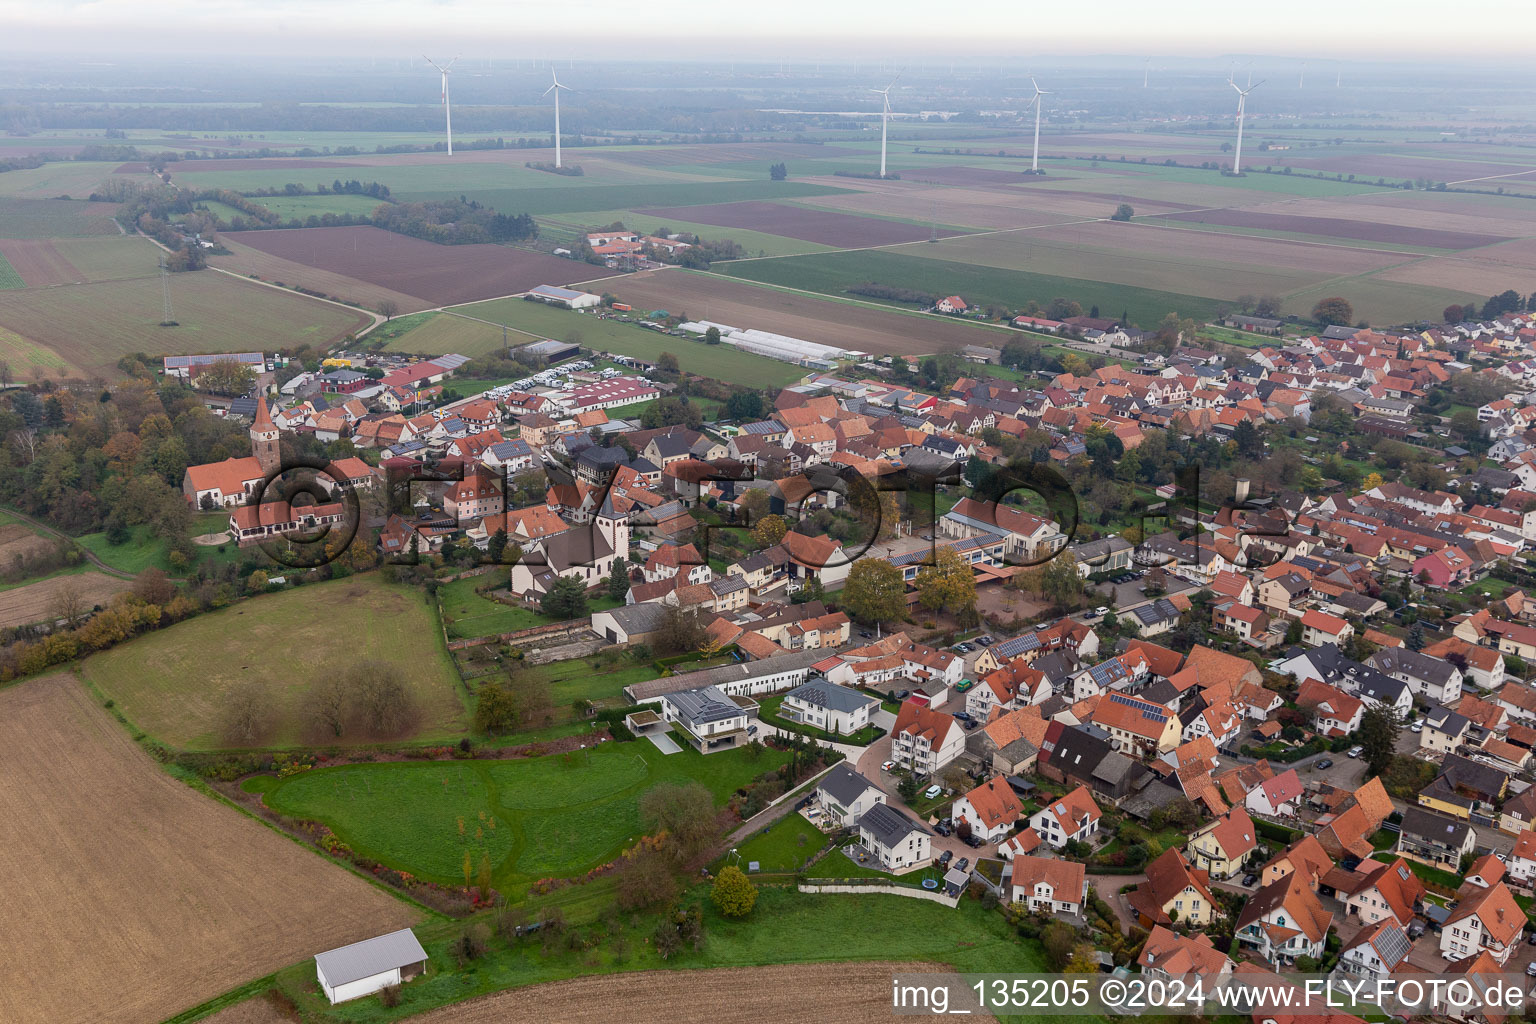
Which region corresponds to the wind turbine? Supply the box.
[1230,79,1263,176]
[872,75,899,178]
[1028,77,1050,172]
[1299,61,1307,88]
[544,69,572,168]
[424,55,459,155]
[1144,58,1151,88]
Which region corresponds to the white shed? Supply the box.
[314,927,429,1004]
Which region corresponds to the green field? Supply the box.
[371,310,520,357]
[0,267,370,377]
[0,196,121,238]
[396,180,853,218]
[1282,272,1469,327]
[446,297,809,386]
[537,207,834,259]
[0,323,77,377]
[0,160,137,200]
[720,248,1224,326]
[438,576,622,639]
[80,575,467,749]
[254,739,791,888]
[0,251,21,290]
[251,193,392,219]
[49,234,162,282]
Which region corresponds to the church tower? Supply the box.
[250,396,280,475]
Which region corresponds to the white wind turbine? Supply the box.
[1144,58,1151,88]
[544,69,572,168]
[1028,77,1051,172]
[1299,61,1307,88]
[424,55,460,155]
[872,75,900,178]
[1230,78,1263,175]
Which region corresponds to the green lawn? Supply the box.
[79,575,467,749]
[757,694,883,745]
[720,248,1224,327]
[730,811,828,873]
[438,576,622,639]
[256,738,791,890]
[250,193,392,220]
[75,514,247,575]
[396,179,852,217]
[443,297,808,387]
[0,250,23,290]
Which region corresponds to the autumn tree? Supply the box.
[473,681,519,734]
[132,566,176,605]
[220,679,268,743]
[842,559,907,624]
[751,513,787,549]
[654,605,707,656]
[658,352,680,373]
[349,661,415,736]
[377,299,400,320]
[1311,296,1354,327]
[194,358,257,396]
[1015,550,1084,608]
[49,579,89,628]
[710,864,758,917]
[915,546,976,616]
[616,847,679,910]
[640,782,719,860]
[737,488,770,523]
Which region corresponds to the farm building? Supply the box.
[314,928,428,1004]
[163,352,267,379]
[522,339,582,363]
[526,284,601,309]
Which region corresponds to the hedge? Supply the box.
[1256,820,1301,844]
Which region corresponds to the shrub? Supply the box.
[379,984,402,1008]
[452,922,490,965]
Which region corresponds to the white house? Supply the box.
[1368,648,1465,706]
[1009,855,1087,915]
[1028,784,1102,849]
[816,764,886,827]
[1245,768,1304,818]
[780,677,878,736]
[314,928,428,1005]
[1439,882,1525,964]
[890,701,967,775]
[1505,830,1536,886]
[857,803,931,872]
[1337,919,1413,979]
[1235,873,1332,966]
[951,776,1024,844]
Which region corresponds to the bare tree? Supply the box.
[377,299,400,321]
[306,673,349,738]
[0,360,12,386]
[349,660,415,736]
[9,427,38,464]
[220,680,268,743]
[49,580,88,628]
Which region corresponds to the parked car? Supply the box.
[1346,745,1364,758]
[1526,930,1536,946]
[859,630,873,639]
[1411,722,1423,733]
[923,784,943,799]
[896,690,910,700]
[1094,606,1109,617]
[1407,920,1426,939]
[938,850,954,867]
[955,857,970,872]
[935,821,954,837]
[747,725,758,736]
[1315,758,1334,769]
[963,720,979,730]
[1241,872,1258,887]
[964,833,984,848]
[976,636,994,646]
[953,711,972,721]
[1525,960,1536,978]
[955,679,974,692]
[881,760,895,772]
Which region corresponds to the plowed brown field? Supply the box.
[0,571,131,628]
[408,963,995,1024]
[0,674,419,1024]
[0,238,82,286]
[639,200,966,246]
[229,226,584,307]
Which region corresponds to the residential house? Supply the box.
[1235,872,1333,965]
[1137,927,1234,985]
[816,764,886,828]
[1128,848,1218,928]
[658,686,750,755]
[1008,855,1087,915]
[1089,693,1182,758]
[1368,648,1465,705]
[1028,784,1102,849]
[1422,706,1470,756]
[890,700,967,775]
[1340,857,1424,928]
[1397,806,1476,870]
[1246,768,1305,818]
[1187,807,1259,880]
[1260,834,1335,890]
[1296,680,1364,737]
[780,678,878,736]
[857,803,931,872]
[952,776,1025,844]
[1300,609,1354,648]
[1337,919,1413,979]
[1440,881,1525,964]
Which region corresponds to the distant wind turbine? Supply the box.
[1230,79,1263,175]
[872,75,900,178]
[424,55,459,155]
[1144,58,1151,88]
[544,70,572,168]
[1028,77,1051,172]
[1299,61,1307,88]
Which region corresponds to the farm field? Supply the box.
[537,207,833,258]
[248,192,392,219]
[0,159,144,199]
[225,226,582,307]
[446,295,811,385]
[0,238,80,286]
[80,575,467,749]
[720,248,1225,326]
[48,233,162,282]
[637,199,966,246]
[398,180,854,218]
[407,963,997,1024]
[376,310,520,358]
[1282,271,1470,326]
[0,196,122,237]
[602,267,1019,357]
[0,267,370,377]
[0,250,19,289]
[216,234,425,313]
[1159,206,1509,249]
[0,570,132,629]
[0,673,419,1024]
[252,738,793,889]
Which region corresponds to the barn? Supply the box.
[314,928,428,1004]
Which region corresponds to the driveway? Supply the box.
[853,735,999,863]
[1090,872,1147,935]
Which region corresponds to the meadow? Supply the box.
[0,674,419,1024]
[376,311,523,359]
[250,192,393,219]
[437,575,622,639]
[446,295,811,386]
[80,575,468,749]
[252,739,792,889]
[0,196,122,237]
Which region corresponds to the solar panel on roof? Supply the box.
[1374,925,1410,966]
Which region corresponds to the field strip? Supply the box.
[1447,168,1536,186]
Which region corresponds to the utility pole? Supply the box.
[158,257,176,326]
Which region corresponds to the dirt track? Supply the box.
[407,962,996,1024]
[0,674,419,1024]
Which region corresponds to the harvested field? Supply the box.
[0,674,419,1024]
[0,197,122,238]
[607,268,1014,357]
[407,963,995,1024]
[1280,152,1534,182]
[199,995,295,1024]
[796,188,1076,231]
[1375,253,1536,297]
[229,226,583,307]
[638,199,965,246]
[216,235,426,313]
[380,310,518,356]
[0,238,82,286]
[1161,207,1507,249]
[165,156,366,172]
[0,571,131,629]
[605,141,870,167]
[49,234,162,283]
[905,165,1041,186]
[0,521,56,563]
[0,324,81,378]
[0,269,370,378]
[1020,220,1409,274]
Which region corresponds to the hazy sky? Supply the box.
[4,0,1529,59]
